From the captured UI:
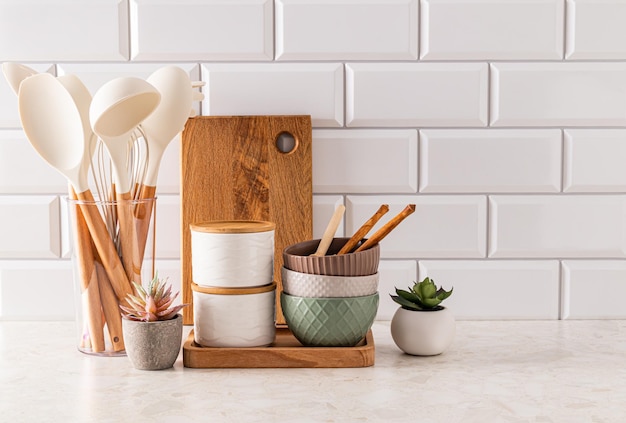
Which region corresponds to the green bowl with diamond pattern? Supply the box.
[280,292,379,347]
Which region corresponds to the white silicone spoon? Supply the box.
[18,73,133,307]
[141,66,194,192]
[58,74,96,182]
[2,62,38,95]
[133,67,198,259]
[55,73,110,352]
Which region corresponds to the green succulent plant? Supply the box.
[391,277,453,311]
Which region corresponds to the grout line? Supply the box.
[563,0,569,60]
[486,62,491,127]
[485,195,491,258]
[560,129,565,193]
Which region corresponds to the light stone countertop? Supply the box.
[1,320,625,422]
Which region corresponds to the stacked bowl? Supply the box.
[281,237,380,347]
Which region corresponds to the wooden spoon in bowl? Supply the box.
[311,204,345,256]
[337,204,389,255]
[355,204,416,252]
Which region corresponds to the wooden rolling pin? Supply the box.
[337,204,389,255]
[355,204,416,252]
[311,204,345,256]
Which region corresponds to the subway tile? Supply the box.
[419,260,560,320]
[0,196,61,259]
[420,129,562,193]
[564,129,626,193]
[489,195,626,258]
[0,64,54,129]
[154,259,183,306]
[0,260,74,320]
[201,63,343,127]
[566,0,626,59]
[0,131,68,194]
[346,63,488,127]
[313,196,345,239]
[154,136,181,195]
[276,0,418,60]
[377,260,417,320]
[346,195,487,258]
[0,0,128,61]
[562,260,626,319]
[130,0,273,61]
[313,129,418,194]
[154,195,180,259]
[491,63,626,127]
[421,0,563,60]
[56,63,202,116]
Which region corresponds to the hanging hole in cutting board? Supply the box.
[275,131,298,154]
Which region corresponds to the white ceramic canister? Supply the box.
[192,282,276,348]
[190,220,275,288]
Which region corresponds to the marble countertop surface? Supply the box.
[1,320,625,422]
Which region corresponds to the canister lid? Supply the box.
[190,220,275,234]
[191,282,277,295]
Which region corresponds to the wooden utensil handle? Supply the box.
[69,187,105,352]
[311,204,345,256]
[337,204,389,255]
[355,204,416,252]
[75,189,133,305]
[115,190,138,285]
[135,184,156,272]
[96,261,125,352]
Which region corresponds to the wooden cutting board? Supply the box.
[180,116,313,325]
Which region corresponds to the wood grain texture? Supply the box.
[183,328,374,368]
[181,116,313,325]
[69,188,105,352]
[74,189,133,306]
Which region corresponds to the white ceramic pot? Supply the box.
[192,282,276,347]
[390,306,455,356]
[190,220,275,288]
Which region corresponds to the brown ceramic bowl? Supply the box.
[282,237,380,276]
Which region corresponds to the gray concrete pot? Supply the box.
[122,314,183,370]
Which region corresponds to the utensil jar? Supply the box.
[66,196,157,356]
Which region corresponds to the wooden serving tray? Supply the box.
[183,327,375,368]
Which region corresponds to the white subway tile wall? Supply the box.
[566,0,626,60]
[346,62,489,127]
[562,260,626,319]
[1,0,625,320]
[421,0,564,60]
[563,129,626,193]
[130,0,274,61]
[276,0,418,60]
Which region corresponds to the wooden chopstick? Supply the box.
[337,204,389,255]
[354,204,416,252]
